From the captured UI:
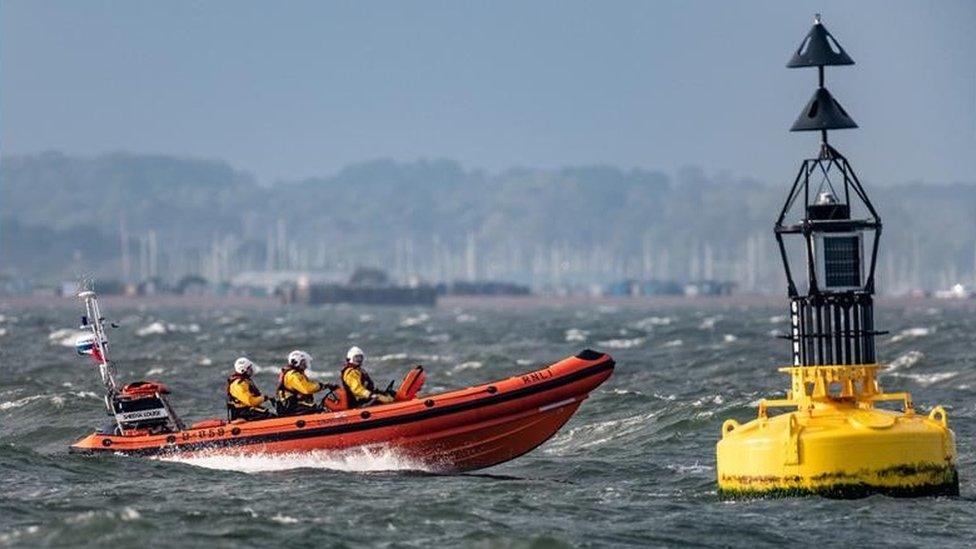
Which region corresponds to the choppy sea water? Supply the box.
[1,299,975,547]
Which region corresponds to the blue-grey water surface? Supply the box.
[1,299,974,547]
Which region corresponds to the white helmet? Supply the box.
[288,350,312,369]
[346,346,365,365]
[234,357,254,376]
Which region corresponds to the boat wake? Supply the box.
[158,446,434,474]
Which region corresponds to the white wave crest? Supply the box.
[399,313,429,327]
[698,317,718,330]
[597,337,645,349]
[889,371,958,386]
[136,321,201,337]
[452,361,483,372]
[48,328,88,347]
[545,411,657,453]
[565,328,588,342]
[890,327,933,343]
[634,316,672,330]
[376,353,409,362]
[159,446,431,474]
[888,350,924,371]
[0,395,46,411]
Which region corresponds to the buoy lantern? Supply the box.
[716,15,959,498]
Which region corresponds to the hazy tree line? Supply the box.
[2,151,974,294]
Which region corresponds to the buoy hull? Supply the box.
[716,405,958,498]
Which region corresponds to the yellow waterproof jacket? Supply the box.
[342,366,374,401]
[227,375,267,409]
[281,369,326,396]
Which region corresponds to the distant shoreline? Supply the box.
[3,294,974,311]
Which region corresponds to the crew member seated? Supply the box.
[342,346,394,408]
[276,350,336,415]
[226,357,274,421]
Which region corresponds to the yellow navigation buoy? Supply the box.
[717,365,957,497]
[716,15,958,498]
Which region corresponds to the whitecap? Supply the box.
[634,316,672,330]
[136,322,167,336]
[515,359,533,366]
[0,525,39,545]
[136,322,201,337]
[597,337,645,349]
[565,328,588,342]
[769,315,788,323]
[198,357,214,366]
[887,351,923,371]
[426,334,451,343]
[723,334,738,343]
[399,313,429,327]
[145,367,165,377]
[666,462,715,474]
[455,314,477,323]
[692,395,725,407]
[272,514,299,524]
[890,327,933,343]
[359,314,374,323]
[0,395,46,411]
[544,411,657,453]
[453,361,483,372]
[48,328,88,347]
[890,371,958,386]
[376,353,409,362]
[662,339,683,348]
[698,317,717,330]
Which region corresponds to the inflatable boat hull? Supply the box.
[70,350,614,472]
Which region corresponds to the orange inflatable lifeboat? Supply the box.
[70,350,614,471]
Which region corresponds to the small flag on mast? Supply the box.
[75,333,108,363]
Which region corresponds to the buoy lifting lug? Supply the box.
[928,405,948,427]
[721,419,739,438]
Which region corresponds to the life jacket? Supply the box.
[226,373,262,410]
[276,366,317,414]
[341,364,376,408]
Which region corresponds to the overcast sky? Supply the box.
[2,0,974,185]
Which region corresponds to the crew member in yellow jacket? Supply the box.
[276,350,337,415]
[342,346,394,407]
[226,357,274,421]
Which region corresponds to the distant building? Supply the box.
[281,268,437,307]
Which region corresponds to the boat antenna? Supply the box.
[77,288,119,412]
